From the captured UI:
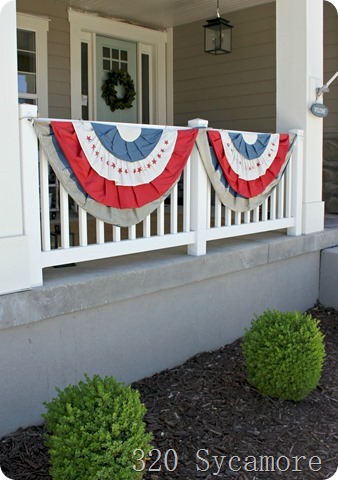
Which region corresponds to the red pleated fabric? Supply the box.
[51,122,198,209]
[208,131,290,198]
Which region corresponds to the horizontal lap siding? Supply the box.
[173,2,276,132]
[174,1,338,136]
[17,0,71,119]
[324,2,338,136]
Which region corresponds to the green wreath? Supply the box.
[101,69,136,112]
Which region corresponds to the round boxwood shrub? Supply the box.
[42,374,153,480]
[241,310,325,401]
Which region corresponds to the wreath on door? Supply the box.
[101,69,136,112]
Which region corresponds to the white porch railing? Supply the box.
[19,105,303,278]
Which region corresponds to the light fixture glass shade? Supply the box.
[203,17,233,55]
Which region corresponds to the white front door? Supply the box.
[96,36,138,123]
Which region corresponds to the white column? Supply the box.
[276,0,325,234]
[0,1,40,294]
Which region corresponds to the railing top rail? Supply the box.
[34,117,194,131]
[207,127,303,136]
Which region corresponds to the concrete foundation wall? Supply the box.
[1,230,338,437]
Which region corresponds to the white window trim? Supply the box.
[16,12,49,117]
[68,9,172,124]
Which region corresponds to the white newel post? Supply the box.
[19,104,43,288]
[276,0,325,234]
[187,119,209,256]
[0,1,41,294]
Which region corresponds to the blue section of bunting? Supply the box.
[91,123,163,162]
[229,132,271,160]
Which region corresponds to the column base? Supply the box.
[302,201,325,234]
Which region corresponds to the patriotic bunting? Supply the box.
[33,120,296,226]
[196,129,296,212]
[34,120,198,226]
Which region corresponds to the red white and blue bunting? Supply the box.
[34,120,198,226]
[33,120,296,225]
[195,129,296,212]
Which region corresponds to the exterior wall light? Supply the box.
[203,0,233,55]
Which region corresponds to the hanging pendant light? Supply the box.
[203,0,233,55]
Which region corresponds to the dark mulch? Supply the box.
[1,304,338,480]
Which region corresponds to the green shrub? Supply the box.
[241,310,325,401]
[42,374,153,480]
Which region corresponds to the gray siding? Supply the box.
[173,3,276,131]
[17,0,71,119]
[174,2,338,135]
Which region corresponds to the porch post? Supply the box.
[0,1,40,294]
[276,0,325,234]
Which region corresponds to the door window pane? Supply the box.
[103,59,110,71]
[102,46,110,58]
[112,61,119,71]
[111,49,119,60]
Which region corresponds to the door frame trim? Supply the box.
[68,9,172,124]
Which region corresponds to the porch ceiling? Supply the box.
[58,0,272,29]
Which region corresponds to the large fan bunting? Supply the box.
[208,130,291,198]
[34,120,198,226]
[33,120,295,224]
[72,121,177,186]
[195,129,296,212]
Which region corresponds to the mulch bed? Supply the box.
[1,303,337,479]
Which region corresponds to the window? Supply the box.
[17,29,37,105]
[16,13,49,116]
[102,46,128,72]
